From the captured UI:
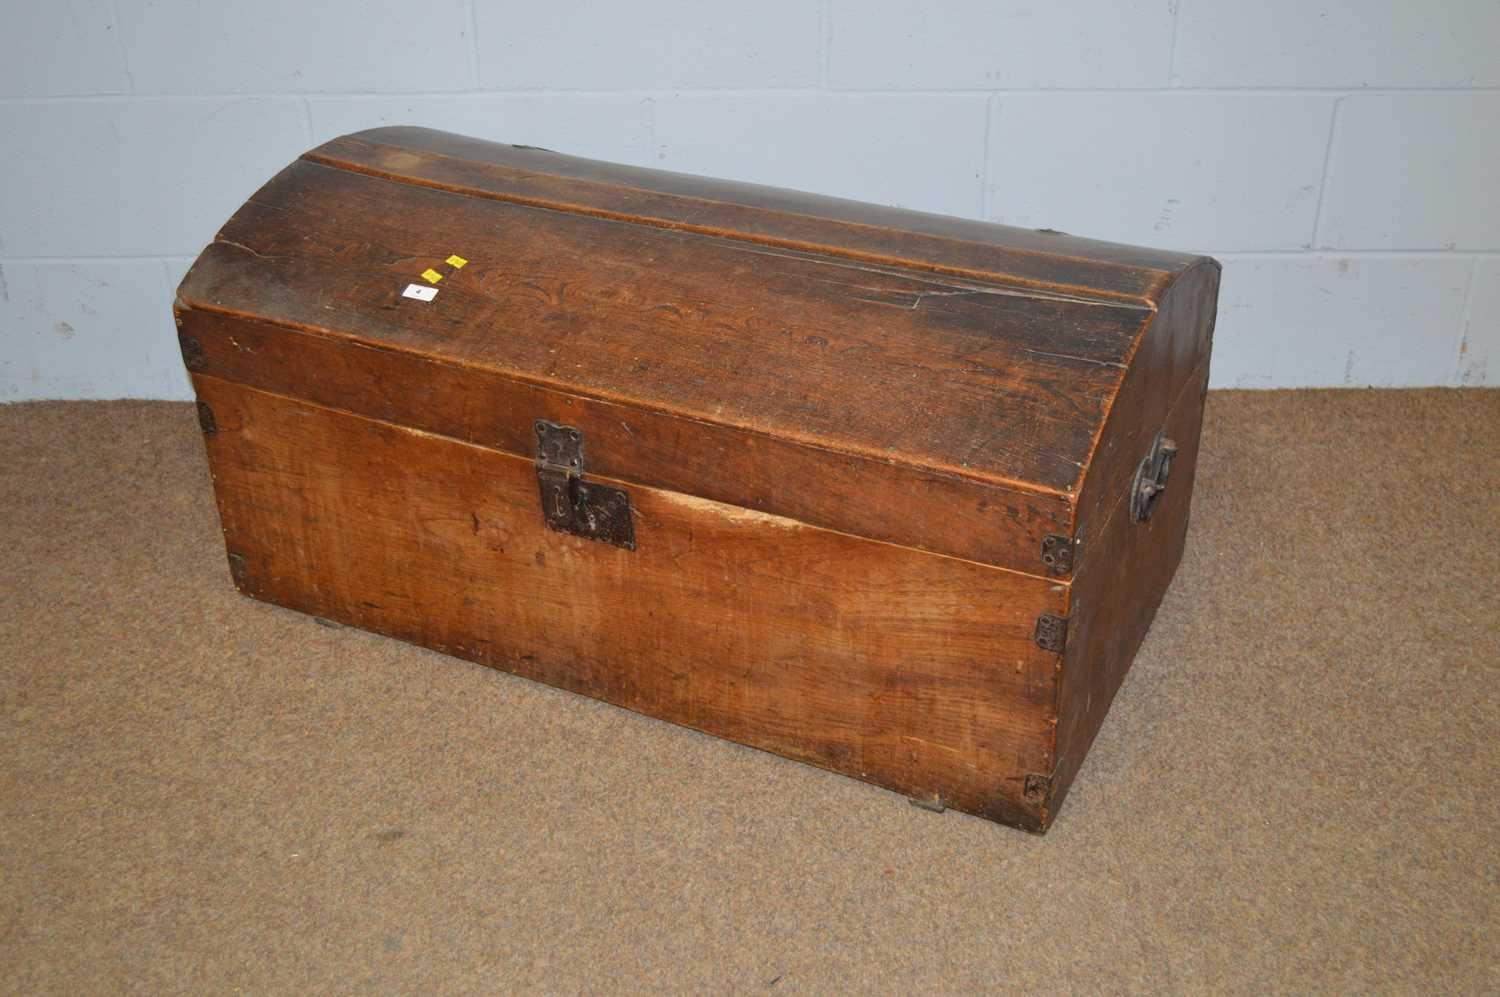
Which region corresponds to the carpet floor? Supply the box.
[1,390,1496,993]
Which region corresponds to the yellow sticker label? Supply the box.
[421,268,443,284]
[445,255,468,268]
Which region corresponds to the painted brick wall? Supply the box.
[2,0,1496,399]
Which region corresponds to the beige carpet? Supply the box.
[2,389,1496,993]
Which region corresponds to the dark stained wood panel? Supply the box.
[1051,355,1212,816]
[307,127,1202,303]
[183,161,1151,498]
[1073,258,1222,554]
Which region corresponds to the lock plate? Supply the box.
[534,420,635,550]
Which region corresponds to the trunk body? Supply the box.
[177,127,1220,831]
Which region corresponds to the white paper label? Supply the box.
[402,283,438,302]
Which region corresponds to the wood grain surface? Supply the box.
[176,128,1221,831]
[195,376,1065,829]
[175,280,1078,575]
[1052,356,1212,815]
[176,130,1217,575]
[307,127,1203,302]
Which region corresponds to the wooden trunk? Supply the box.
[175,127,1220,832]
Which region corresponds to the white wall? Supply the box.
[2,0,1496,399]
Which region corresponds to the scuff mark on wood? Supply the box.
[1020,347,1128,370]
[650,489,809,528]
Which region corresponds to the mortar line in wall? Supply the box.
[643,95,656,162]
[818,0,830,88]
[465,0,482,89]
[155,258,179,304]
[1166,0,1184,86]
[1307,96,1343,249]
[2,254,215,264]
[1451,257,1483,385]
[6,86,1499,104]
[103,0,136,93]
[299,97,314,144]
[980,95,994,220]
[1213,250,1500,259]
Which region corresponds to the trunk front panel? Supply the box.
[194,375,1064,829]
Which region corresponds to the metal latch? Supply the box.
[1131,430,1178,523]
[534,420,635,550]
